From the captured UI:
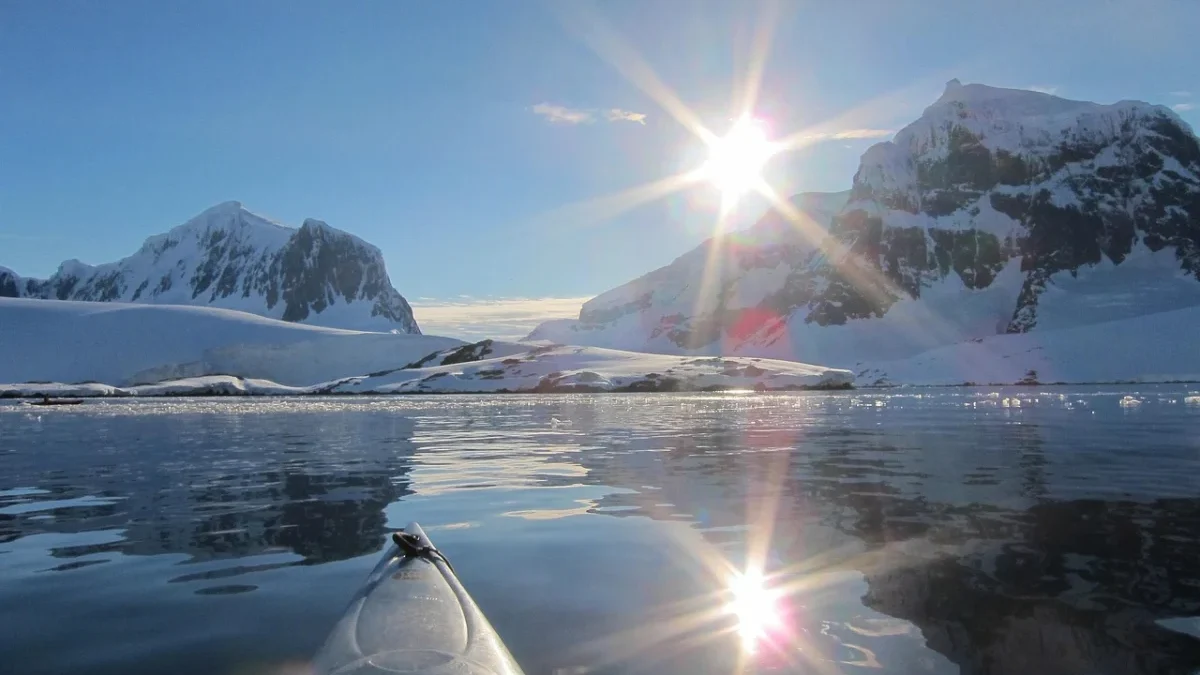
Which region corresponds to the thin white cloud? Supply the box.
[1169,91,1192,98]
[532,103,647,126]
[532,103,594,125]
[830,128,895,140]
[605,108,647,124]
[410,296,590,341]
[794,128,895,146]
[1027,85,1059,95]
[1172,102,1196,112]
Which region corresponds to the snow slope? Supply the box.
[0,377,315,398]
[333,344,853,394]
[528,190,851,336]
[0,347,853,397]
[529,81,1200,376]
[0,202,420,332]
[0,298,855,394]
[0,297,461,386]
[856,305,1200,386]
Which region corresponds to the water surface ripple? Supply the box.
[2,387,1199,674]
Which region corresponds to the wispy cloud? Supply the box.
[830,128,895,140]
[532,103,647,126]
[532,103,594,125]
[410,296,590,341]
[1169,91,1193,112]
[792,128,895,146]
[1027,85,1060,95]
[604,108,646,124]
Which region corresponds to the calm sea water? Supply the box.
[2,388,1199,675]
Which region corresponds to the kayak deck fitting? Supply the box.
[313,522,526,675]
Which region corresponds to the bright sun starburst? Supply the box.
[700,116,778,205]
[726,568,783,652]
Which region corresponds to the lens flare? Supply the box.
[726,568,783,652]
[700,117,778,204]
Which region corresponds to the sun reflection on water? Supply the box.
[726,568,785,653]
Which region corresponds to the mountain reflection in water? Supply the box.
[1,389,1198,675]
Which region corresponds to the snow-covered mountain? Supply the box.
[0,297,456,386]
[527,190,851,345]
[0,201,420,332]
[530,81,1200,375]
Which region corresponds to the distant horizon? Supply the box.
[3,0,1198,337]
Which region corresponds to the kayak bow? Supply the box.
[313,522,526,675]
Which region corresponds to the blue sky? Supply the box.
[3,0,1198,336]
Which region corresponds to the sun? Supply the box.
[700,116,778,204]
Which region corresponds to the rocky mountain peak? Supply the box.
[2,203,420,333]
[299,218,332,232]
[837,83,1200,332]
[939,78,963,99]
[196,199,244,217]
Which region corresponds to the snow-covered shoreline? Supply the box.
[0,345,854,398]
[854,304,1200,387]
[6,374,1198,400]
[0,296,854,397]
[330,343,853,394]
[0,377,320,399]
[6,293,1200,397]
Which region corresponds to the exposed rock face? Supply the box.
[822,78,1200,333]
[528,82,1200,365]
[1,202,419,332]
[0,266,40,299]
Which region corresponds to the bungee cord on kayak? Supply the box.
[392,530,456,574]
